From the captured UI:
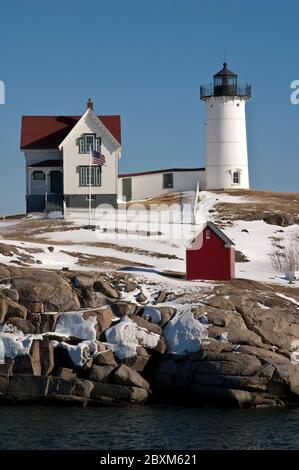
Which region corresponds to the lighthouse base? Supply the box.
[205,164,249,191]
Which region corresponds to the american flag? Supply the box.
[91,150,106,166]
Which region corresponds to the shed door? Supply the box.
[122,178,132,201]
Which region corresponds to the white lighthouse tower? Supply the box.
[200,63,251,189]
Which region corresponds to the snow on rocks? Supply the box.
[52,340,98,367]
[276,293,299,307]
[0,323,42,359]
[163,306,209,355]
[54,312,98,340]
[104,316,160,360]
[141,306,161,324]
[1,263,299,407]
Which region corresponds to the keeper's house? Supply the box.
[20,99,121,213]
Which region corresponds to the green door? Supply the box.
[122,178,132,201]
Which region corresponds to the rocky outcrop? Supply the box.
[263,213,295,227]
[91,383,149,403]
[11,271,81,312]
[148,285,299,408]
[0,265,299,408]
[113,364,150,390]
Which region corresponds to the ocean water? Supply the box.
[0,405,298,450]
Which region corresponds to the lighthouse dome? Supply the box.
[200,62,251,99]
[213,62,237,78]
[213,62,238,96]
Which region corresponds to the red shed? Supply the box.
[186,222,235,281]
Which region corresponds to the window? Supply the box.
[233,171,240,184]
[78,134,101,154]
[79,139,85,153]
[85,135,94,153]
[206,230,211,240]
[79,166,102,186]
[163,173,173,189]
[32,171,45,180]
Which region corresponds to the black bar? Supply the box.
[0,450,295,467]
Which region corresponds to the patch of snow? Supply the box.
[203,294,215,301]
[257,302,270,310]
[196,192,252,223]
[52,340,98,367]
[142,306,161,324]
[219,331,229,342]
[54,312,98,340]
[163,306,209,355]
[43,331,69,338]
[105,316,160,359]
[33,249,78,269]
[26,213,46,220]
[0,283,10,290]
[147,292,162,304]
[120,288,142,304]
[199,314,209,325]
[0,238,79,271]
[276,293,299,307]
[47,211,63,219]
[223,220,299,284]
[0,218,25,231]
[0,324,43,359]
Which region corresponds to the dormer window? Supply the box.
[78,134,101,154]
[85,135,94,153]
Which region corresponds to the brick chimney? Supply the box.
[86,98,93,111]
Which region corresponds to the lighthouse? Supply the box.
[200,63,251,190]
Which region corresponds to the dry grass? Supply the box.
[2,219,77,241]
[0,216,182,262]
[220,189,299,200]
[0,242,43,267]
[9,234,181,261]
[58,241,182,260]
[126,189,299,222]
[81,242,182,260]
[126,192,183,208]
[217,277,299,299]
[213,189,299,225]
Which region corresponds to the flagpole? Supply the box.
[89,147,92,227]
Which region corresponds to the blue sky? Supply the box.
[0,0,298,215]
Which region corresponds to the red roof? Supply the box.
[20,115,121,150]
[119,167,205,178]
[188,222,235,249]
[29,160,63,167]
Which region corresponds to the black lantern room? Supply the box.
[213,62,237,96]
[200,63,251,100]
